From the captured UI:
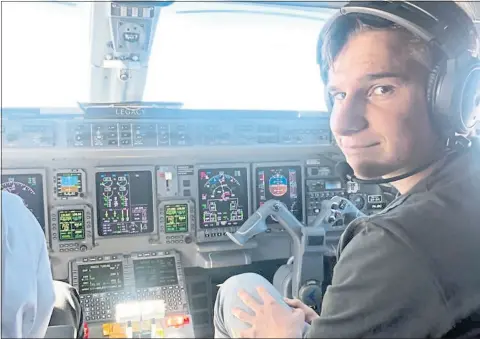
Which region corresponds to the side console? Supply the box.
[69,249,193,334]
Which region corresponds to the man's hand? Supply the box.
[284,298,320,324]
[232,286,305,338]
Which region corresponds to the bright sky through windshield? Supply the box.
[2,2,331,111]
[2,2,91,108]
[144,4,330,110]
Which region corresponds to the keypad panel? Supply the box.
[70,250,190,323]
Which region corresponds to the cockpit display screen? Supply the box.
[164,204,188,233]
[1,173,45,232]
[58,210,85,241]
[96,171,154,236]
[198,167,248,229]
[56,172,83,198]
[133,257,178,288]
[78,262,124,295]
[256,166,303,222]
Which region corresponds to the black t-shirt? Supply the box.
[307,141,480,338]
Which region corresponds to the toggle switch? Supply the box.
[165,172,173,192]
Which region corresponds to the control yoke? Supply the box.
[226,196,367,306]
[227,199,303,247]
[226,199,323,300]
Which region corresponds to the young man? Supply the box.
[213,2,480,338]
[1,191,84,338]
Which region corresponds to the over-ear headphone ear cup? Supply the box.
[458,63,480,132]
[426,63,442,114]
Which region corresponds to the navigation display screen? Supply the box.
[256,166,303,222]
[56,172,83,198]
[59,209,85,241]
[133,257,178,288]
[78,262,124,295]
[96,170,154,236]
[198,167,248,229]
[1,173,45,232]
[164,204,188,233]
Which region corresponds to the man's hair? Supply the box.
[318,1,478,137]
[319,1,477,84]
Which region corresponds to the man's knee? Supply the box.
[217,272,287,311]
[220,272,271,295]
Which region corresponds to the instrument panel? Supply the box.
[158,199,195,245]
[50,204,93,252]
[1,169,49,238]
[253,162,304,227]
[53,169,86,199]
[2,113,392,337]
[197,164,251,242]
[1,161,388,249]
[1,114,392,278]
[95,168,155,237]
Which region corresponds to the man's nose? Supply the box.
[329,96,368,136]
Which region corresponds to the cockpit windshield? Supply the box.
[2,2,91,108]
[2,2,334,110]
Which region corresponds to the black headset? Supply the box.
[317,1,480,137]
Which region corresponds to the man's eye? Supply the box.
[331,92,346,100]
[370,85,395,96]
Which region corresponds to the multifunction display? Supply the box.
[256,166,303,221]
[198,167,248,228]
[1,173,45,231]
[56,172,83,198]
[133,257,179,288]
[59,209,85,241]
[78,262,124,294]
[96,170,154,236]
[164,204,188,233]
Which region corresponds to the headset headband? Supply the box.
[318,1,478,66]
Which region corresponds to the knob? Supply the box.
[298,280,323,312]
[80,245,88,252]
[184,235,192,244]
[327,215,336,223]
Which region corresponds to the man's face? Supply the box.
[328,30,439,179]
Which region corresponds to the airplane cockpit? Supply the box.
[2,1,479,338]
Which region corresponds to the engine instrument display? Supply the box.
[198,167,248,228]
[59,209,85,241]
[96,170,154,236]
[165,204,188,233]
[133,257,178,288]
[256,165,303,221]
[1,173,45,231]
[78,262,124,295]
[55,172,84,198]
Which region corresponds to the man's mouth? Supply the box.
[342,142,380,150]
[341,143,381,155]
